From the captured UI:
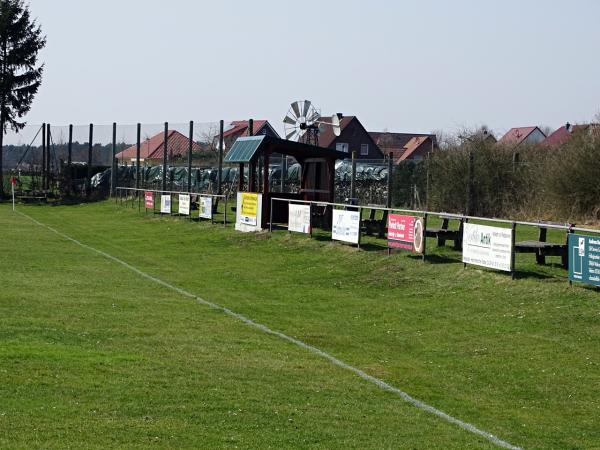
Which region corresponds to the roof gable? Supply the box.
[497,126,545,146]
[116,130,204,160]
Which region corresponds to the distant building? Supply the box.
[116,130,204,164]
[540,122,596,148]
[222,120,279,151]
[370,131,437,163]
[317,116,383,160]
[497,126,546,147]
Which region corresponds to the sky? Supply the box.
[13,0,600,142]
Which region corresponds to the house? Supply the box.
[317,116,383,160]
[497,126,546,147]
[540,122,595,148]
[369,131,437,163]
[222,120,279,151]
[116,130,204,164]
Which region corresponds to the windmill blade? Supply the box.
[307,109,320,124]
[302,100,311,119]
[286,129,299,140]
[283,115,297,126]
[291,101,301,119]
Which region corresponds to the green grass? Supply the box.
[1,201,599,449]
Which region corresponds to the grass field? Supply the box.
[0,201,598,449]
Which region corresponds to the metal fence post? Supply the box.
[218,119,224,195]
[350,151,357,200]
[136,123,141,191]
[162,122,168,192]
[46,123,51,191]
[511,222,517,279]
[86,123,93,198]
[67,124,73,195]
[41,122,46,190]
[111,122,117,196]
[187,120,193,193]
[387,153,393,208]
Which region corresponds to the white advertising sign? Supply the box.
[288,204,311,234]
[178,194,190,216]
[463,223,513,272]
[332,209,360,244]
[160,194,171,214]
[199,196,213,219]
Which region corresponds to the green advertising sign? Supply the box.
[569,234,600,287]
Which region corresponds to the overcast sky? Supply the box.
[17,0,600,140]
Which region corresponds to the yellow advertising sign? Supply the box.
[241,193,258,218]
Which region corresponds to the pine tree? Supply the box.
[0,0,45,196]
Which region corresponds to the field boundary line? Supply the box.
[18,209,521,450]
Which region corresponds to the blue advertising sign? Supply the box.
[568,234,600,287]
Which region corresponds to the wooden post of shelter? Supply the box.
[86,123,93,198]
[187,121,193,193]
[248,119,256,192]
[162,122,168,192]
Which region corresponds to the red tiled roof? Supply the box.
[369,131,435,150]
[317,116,355,148]
[222,120,269,139]
[497,126,544,146]
[116,130,204,160]
[540,124,591,148]
[399,136,434,161]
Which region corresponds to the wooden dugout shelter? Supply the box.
[224,135,349,227]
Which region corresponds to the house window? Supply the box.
[361,144,369,156]
[336,142,349,153]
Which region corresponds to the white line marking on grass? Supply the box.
[18,210,521,450]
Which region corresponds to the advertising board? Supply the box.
[569,234,600,287]
[144,191,154,209]
[288,204,311,234]
[332,209,360,244]
[388,214,416,251]
[462,223,513,272]
[160,194,171,214]
[235,192,262,232]
[199,196,213,219]
[178,194,190,216]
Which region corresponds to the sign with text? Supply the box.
[235,192,262,232]
[144,191,154,209]
[199,196,213,219]
[569,234,600,287]
[388,214,416,251]
[463,223,513,272]
[160,194,171,214]
[240,192,259,226]
[332,209,360,244]
[178,194,190,216]
[288,204,311,234]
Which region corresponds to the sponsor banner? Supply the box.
[160,194,171,214]
[240,192,259,226]
[144,191,154,209]
[332,209,360,244]
[388,214,416,251]
[178,194,190,216]
[199,196,213,219]
[463,223,513,272]
[289,204,311,234]
[569,234,600,287]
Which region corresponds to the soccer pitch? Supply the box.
[0,202,598,449]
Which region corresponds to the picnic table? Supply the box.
[361,205,388,238]
[425,214,465,250]
[514,223,569,268]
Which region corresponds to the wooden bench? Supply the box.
[425,215,464,250]
[514,224,569,268]
[361,206,388,238]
